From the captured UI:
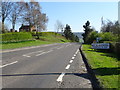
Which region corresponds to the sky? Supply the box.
[40,2,118,32]
[5,1,118,32]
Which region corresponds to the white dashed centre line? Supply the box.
[74,54,76,57]
[65,64,70,69]
[0,61,18,68]
[69,60,73,63]
[56,72,65,82]
[72,57,75,60]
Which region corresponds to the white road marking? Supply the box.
[36,52,46,56]
[56,72,65,82]
[24,50,44,56]
[1,43,59,53]
[36,50,53,56]
[69,60,73,63]
[72,57,75,60]
[45,50,53,53]
[65,64,70,69]
[0,61,18,68]
[76,49,79,54]
[23,55,31,57]
[57,46,64,49]
[74,54,76,57]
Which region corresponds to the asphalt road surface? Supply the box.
[1,43,92,88]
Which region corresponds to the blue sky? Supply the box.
[40,2,118,32]
[6,2,118,32]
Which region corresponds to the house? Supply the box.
[19,24,36,32]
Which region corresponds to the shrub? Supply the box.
[110,42,120,57]
[1,32,33,43]
[86,31,98,44]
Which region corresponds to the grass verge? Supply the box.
[82,44,120,88]
[1,33,70,49]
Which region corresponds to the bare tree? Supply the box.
[22,1,41,26]
[8,2,24,31]
[36,13,48,32]
[1,0,13,33]
[21,0,48,32]
[55,20,64,33]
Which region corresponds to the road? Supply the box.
[1,43,92,88]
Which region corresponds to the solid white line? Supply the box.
[0,61,18,68]
[56,72,65,82]
[1,43,59,53]
[72,57,75,60]
[69,60,73,63]
[65,64,70,69]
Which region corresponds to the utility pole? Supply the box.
[118,1,120,24]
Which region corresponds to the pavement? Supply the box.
[1,43,93,88]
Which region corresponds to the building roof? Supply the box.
[19,25,31,30]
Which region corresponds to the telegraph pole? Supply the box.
[118,1,120,24]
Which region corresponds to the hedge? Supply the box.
[110,42,120,57]
[1,32,33,43]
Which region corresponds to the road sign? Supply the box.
[91,43,110,49]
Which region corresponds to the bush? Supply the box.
[110,42,120,57]
[86,31,98,44]
[1,32,33,43]
[99,32,117,42]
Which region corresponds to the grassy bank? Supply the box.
[82,44,120,88]
[1,33,70,49]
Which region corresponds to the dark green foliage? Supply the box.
[82,21,93,43]
[64,24,79,42]
[75,35,79,42]
[64,24,72,40]
[110,42,120,57]
[1,32,33,43]
[86,31,98,44]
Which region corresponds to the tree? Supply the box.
[8,2,24,31]
[21,0,48,32]
[82,21,93,43]
[64,24,72,40]
[1,0,13,33]
[0,22,9,34]
[55,20,64,33]
[75,35,79,42]
[64,24,78,42]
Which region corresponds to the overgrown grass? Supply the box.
[1,33,70,49]
[82,44,120,88]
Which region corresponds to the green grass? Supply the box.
[1,33,70,49]
[82,44,120,88]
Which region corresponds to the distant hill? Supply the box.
[58,32,83,39]
[73,32,83,39]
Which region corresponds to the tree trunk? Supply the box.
[2,18,5,33]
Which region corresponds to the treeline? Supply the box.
[82,20,120,56]
[82,20,120,44]
[0,0,48,33]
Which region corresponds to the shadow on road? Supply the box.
[1,72,90,80]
